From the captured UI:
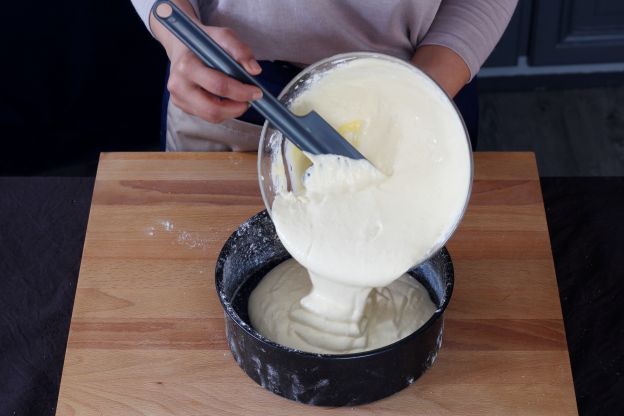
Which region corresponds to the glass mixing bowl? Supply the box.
[257,52,473,263]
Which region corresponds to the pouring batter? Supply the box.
[249,57,471,354]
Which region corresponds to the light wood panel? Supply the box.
[56,152,577,415]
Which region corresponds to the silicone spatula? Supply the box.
[152,1,367,160]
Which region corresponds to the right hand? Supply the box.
[153,10,263,124]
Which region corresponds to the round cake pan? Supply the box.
[215,211,454,406]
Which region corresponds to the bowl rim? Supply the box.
[256,51,474,268]
[215,210,455,360]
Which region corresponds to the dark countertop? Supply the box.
[542,177,624,414]
[0,176,622,415]
[0,178,94,416]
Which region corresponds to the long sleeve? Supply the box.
[130,0,201,33]
[419,0,518,79]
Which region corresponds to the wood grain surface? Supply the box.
[56,152,577,415]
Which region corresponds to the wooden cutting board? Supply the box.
[56,152,577,415]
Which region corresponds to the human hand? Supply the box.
[151,3,263,123]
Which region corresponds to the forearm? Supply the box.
[411,45,470,98]
[417,0,517,91]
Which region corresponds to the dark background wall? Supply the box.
[1,1,167,175]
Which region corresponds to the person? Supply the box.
[131,0,517,152]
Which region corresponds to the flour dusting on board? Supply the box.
[176,230,208,249]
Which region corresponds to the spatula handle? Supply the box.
[152,2,298,136]
[152,1,366,160]
[152,2,265,92]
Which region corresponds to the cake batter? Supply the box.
[249,259,436,354]
[249,56,471,354]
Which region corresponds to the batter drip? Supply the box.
[249,259,436,354]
